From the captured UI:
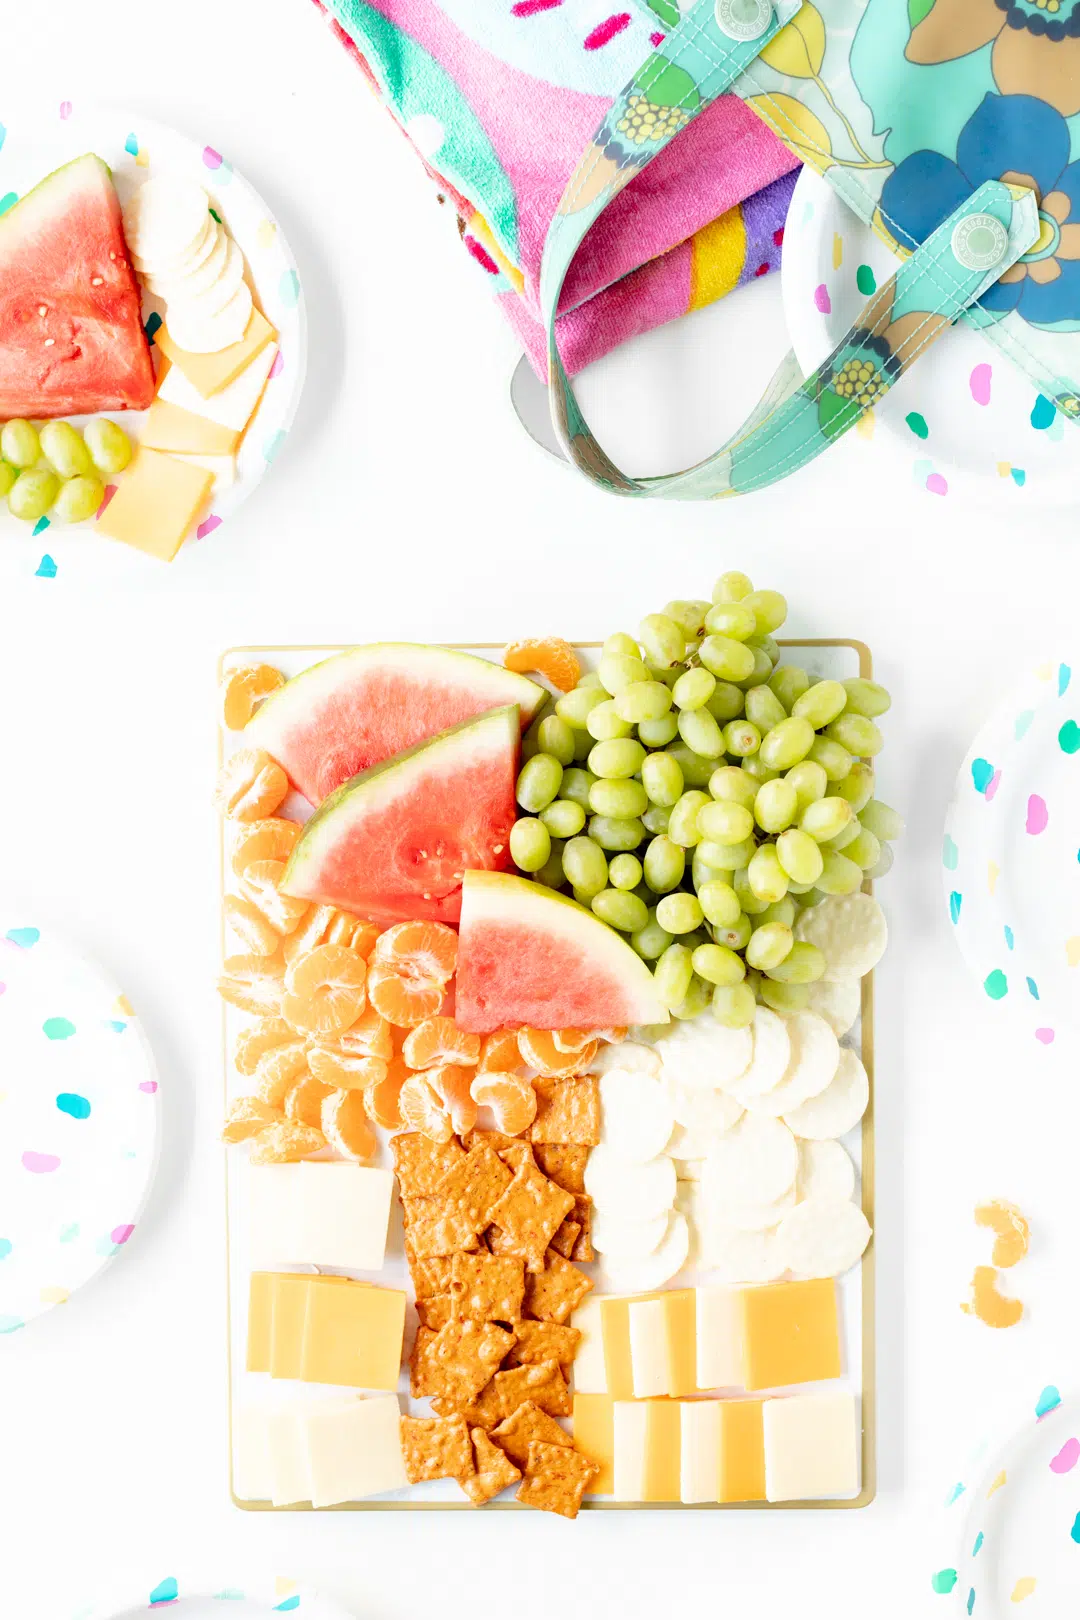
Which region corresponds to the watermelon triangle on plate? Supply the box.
[247,642,546,804]
[455,870,670,1032]
[281,705,521,924]
[0,153,156,417]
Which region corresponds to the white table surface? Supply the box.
[3,3,1079,1616]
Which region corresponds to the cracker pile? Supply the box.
[394,1106,602,1517]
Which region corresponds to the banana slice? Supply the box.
[591,1040,662,1078]
[166,277,252,355]
[125,176,212,269]
[666,1075,744,1135]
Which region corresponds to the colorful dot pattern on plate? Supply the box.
[943,658,1080,1046]
[79,1577,356,1619]
[0,911,160,1331]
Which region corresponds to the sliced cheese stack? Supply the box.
[234,1392,408,1507]
[247,1271,406,1389]
[245,1161,394,1273]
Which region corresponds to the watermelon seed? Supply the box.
[90,275,104,286]
[493,845,505,855]
[38,305,47,316]
[43,338,55,347]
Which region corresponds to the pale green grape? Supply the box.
[7,468,58,521]
[83,416,132,475]
[769,664,810,711]
[588,815,645,852]
[754,778,798,834]
[0,460,15,498]
[571,728,594,763]
[632,911,674,960]
[765,940,826,983]
[603,632,640,659]
[586,700,633,742]
[655,942,694,1008]
[642,805,671,836]
[643,835,685,894]
[741,756,779,785]
[836,760,875,813]
[540,799,586,839]
[563,836,608,896]
[808,735,853,781]
[638,712,679,747]
[709,765,757,808]
[817,850,863,895]
[645,664,681,690]
[722,719,761,758]
[510,817,550,872]
[737,645,775,688]
[556,686,605,728]
[733,868,770,916]
[517,753,563,812]
[786,760,828,810]
[706,681,746,723]
[752,633,780,665]
[1,419,40,468]
[593,888,649,932]
[775,827,824,885]
[614,680,673,724]
[704,600,756,640]
[666,744,714,789]
[677,707,725,759]
[712,570,753,604]
[537,715,576,766]
[843,826,882,870]
[711,911,752,951]
[800,796,854,843]
[792,680,848,728]
[746,921,793,971]
[642,752,683,808]
[692,850,727,890]
[672,667,715,711]
[757,896,796,929]
[560,768,597,809]
[589,737,645,780]
[578,671,605,690]
[656,892,704,934]
[692,942,746,986]
[758,715,815,772]
[533,839,566,890]
[860,798,904,842]
[39,421,92,479]
[823,818,861,852]
[745,684,787,732]
[519,710,545,762]
[825,713,884,757]
[760,979,810,1014]
[638,613,686,668]
[868,844,894,880]
[670,974,712,1021]
[590,778,648,819]
[843,677,891,718]
[698,836,757,871]
[52,474,104,524]
[747,843,789,903]
[663,599,710,638]
[711,980,756,1027]
[799,889,827,909]
[609,853,643,891]
[697,799,754,844]
[700,634,756,682]
[598,652,650,694]
[743,590,787,635]
[696,879,740,927]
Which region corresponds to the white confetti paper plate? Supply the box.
[0,911,160,1334]
[0,96,306,572]
[781,167,1080,506]
[77,1577,354,1620]
[942,657,1080,1050]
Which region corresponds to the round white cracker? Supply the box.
[797,1139,856,1203]
[167,276,252,354]
[699,1223,785,1283]
[599,1070,674,1164]
[600,1210,689,1292]
[675,1183,705,1268]
[666,1078,744,1135]
[793,892,888,982]
[125,176,212,266]
[806,977,861,1037]
[584,1146,676,1221]
[591,1039,662,1078]
[705,1183,796,1233]
[700,1114,798,1208]
[146,217,222,290]
[171,234,246,319]
[666,1118,737,1162]
[744,1012,839,1117]
[660,1015,753,1092]
[782,1047,869,1140]
[776,1196,871,1278]
[724,1006,791,1101]
[672,1158,704,1183]
[592,1206,669,1259]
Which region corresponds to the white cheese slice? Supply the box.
[167,452,236,492]
[629,1299,670,1398]
[570,1298,608,1394]
[612,1401,649,1501]
[763,1392,859,1501]
[232,1400,274,1503]
[157,338,277,429]
[294,1161,394,1272]
[266,1407,312,1507]
[305,1395,408,1507]
[680,1401,722,1503]
[695,1285,745,1391]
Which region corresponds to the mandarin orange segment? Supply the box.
[426,1064,479,1136]
[221,662,286,731]
[308,1046,388,1091]
[401,1016,481,1071]
[550,1028,595,1054]
[224,893,280,957]
[503,637,580,693]
[366,959,443,1027]
[214,747,289,822]
[285,1073,335,1129]
[218,953,286,1014]
[595,1026,628,1044]
[253,1041,310,1108]
[239,860,311,936]
[333,1003,394,1061]
[372,919,457,984]
[363,1058,409,1129]
[283,903,336,966]
[517,1028,598,1077]
[398,1073,454,1144]
[230,816,301,879]
[233,1016,293,1076]
[321,1088,377,1161]
[326,911,379,955]
[249,1119,326,1165]
[478,1030,526,1074]
[282,944,367,1037]
[470,1071,538,1137]
[221,1095,281,1143]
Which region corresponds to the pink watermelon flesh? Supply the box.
[0,153,156,417]
[456,871,670,1032]
[245,643,546,804]
[281,706,519,925]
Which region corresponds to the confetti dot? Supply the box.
[988,860,1000,896]
[268,350,284,380]
[1026,794,1048,835]
[1004,925,1014,950]
[813,283,832,314]
[1071,1512,1080,1544]
[1011,468,1027,488]
[1011,1577,1036,1603]
[139,1079,159,1093]
[832,232,843,269]
[43,1017,75,1041]
[0,1316,24,1334]
[56,1093,90,1120]
[111,1223,135,1245]
[906,411,929,439]
[1059,720,1080,755]
[987,1470,1007,1496]
[1035,1027,1055,1044]
[972,758,995,794]
[942,834,959,871]
[263,429,286,464]
[1015,709,1034,740]
[1031,394,1056,431]
[1027,977,1040,999]
[926,471,948,496]
[124,132,139,157]
[0,193,19,217]
[949,891,962,924]
[946,1481,966,1506]
[279,269,300,308]
[972,1531,984,1556]
[256,218,277,250]
[967,1588,975,1615]
[1050,1437,1079,1473]
[0,1240,11,1260]
[202,146,223,170]
[274,1603,300,1614]
[58,103,71,121]
[59,1224,79,1243]
[150,1578,179,1606]
[22,1151,61,1174]
[196,514,222,541]
[984,969,1008,1000]
[856,263,876,295]
[34,554,57,579]
[1066,936,1080,967]
[39,1285,68,1305]
[6,928,41,949]
[970,363,992,405]
[31,516,50,537]
[1059,664,1072,696]
[143,311,162,345]
[1039,1386,1064,1418]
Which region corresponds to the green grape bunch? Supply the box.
[510,571,903,1030]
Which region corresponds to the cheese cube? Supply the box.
[666,1290,698,1398]
[612,1402,649,1501]
[740,1279,841,1392]
[156,306,277,398]
[247,1162,394,1273]
[268,1272,314,1380]
[158,337,277,430]
[717,1398,766,1503]
[304,1395,408,1507]
[140,399,241,455]
[696,1286,744,1391]
[680,1401,721,1504]
[570,1298,607,1394]
[628,1290,697,1398]
[266,1408,311,1507]
[300,1279,406,1389]
[572,1394,614,1494]
[232,1401,274,1503]
[246,1270,275,1373]
[600,1292,664,1399]
[643,1401,681,1503]
[94,447,213,562]
[763,1392,859,1502]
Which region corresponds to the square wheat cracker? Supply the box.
[433,1377,505,1431]
[463,1428,521,1506]
[518,1440,599,1519]
[450,1251,526,1324]
[415,1294,453,1332]
[504,1320,580,1369]
[491,1399,572,1471]
[494,1358,571,1419]
[400,1415,474,1483]
[549,1218,581,1260]
[532,1143,589,1193]
[433,1143,514,1235]
[393,1133,466,1196]
[523,1251,593,1323]
[530,1077,600,1146]
[488,1162,575,1272]
[416,1317,516,1408]
[406,1252,454,1300]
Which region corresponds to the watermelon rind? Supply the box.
[246,643,546,803]
[456,870,670,1031]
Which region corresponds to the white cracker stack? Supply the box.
[124,175,253,353]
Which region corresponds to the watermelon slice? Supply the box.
[0,154,156,417]
[456,871,670,1032]
[245,643,545,804]
[281,706,520,924]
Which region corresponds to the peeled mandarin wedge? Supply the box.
[308,1046,388,1091]
[282,944,367,1037]
[249,1119,326,1165]
[333,1003,394,1061]
[517,1027,598,1077]
[962,1265,1023,1329]
[222,1095,281,1143]
[399,1073,455,1144]
[240,860,311,935]
[218,953,286,1014]
[366,959,443,1027]
[253,1041,310,1108]
[372,919,457,984]
[478,1030,526,1074]
[221,663,285,730]
[233,1016,293,1075]
[284,903,336,965]
[364,1058,409,1129]
[327,912,380,955]
[285,1073,334,1129]
[550,1028,595,1054]
[426,1063,479,1135]
[230,817,301,878]
[322,1088,377,1161]
[401,1016,481,1071]
[224,893,280,957]
[975,1200,1030,1269]
[470,1071,537,1136]
[503,636,580,693]
[214,747,289,821]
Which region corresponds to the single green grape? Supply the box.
[708,765,757,809]
[577,671,605,690]
[83,416,133,476]
[510,817,550,872]
[737,645,775,688]
[766,940,826,983]
[710,911,752,951]
[537,715,576,766]
[645,663,681,690]
[697,799,754,845]
[711,570,753,604]
[638,613,686,669]
[768,664,810,712]
[571,728,595,763]
[868,844,894,880]
[745,921,793,971]
[638,712,679,747]
[590,778,648,819]
[836,760,875,813]
[704,600,756,640]
[672,666,715,711]
[656,891,704,934]
[760,978,810,1014]
[663,599,710,638]
[823,817,861,852]
[517,753,563,812]
[7,467,59,522]
[677,707,725,759]
[696,878,741,927]
[743,589,787,635]
[817,850,864,895]
[733,867,771,916]
[533,838,566,891]
[642,804,671,835]
[655,942,694,1008]
[1,419,41,468]
[39,421,93,479]
[842,677,891,718]
[0,460,15,498]
[588,814,645,852]
[614,680,673,724]
[860,798,904,842]
[598,652,650,695]
[556,686,605,728]
[711,980,756,1027]
[563,835,608,896]
[641,751,683,808]
[632,910,675,960]
[540,799,586,839]
[722,719,761,758]
[519,711,545,761]
[698,836,757,871]
[758,715,815,771]
[745,684,787,732]
[786,760,829,810]
[608,852,643,891]
[692,850,727,891]
[792,679,848,729]
[843,826,882,871]
[706,681,746,723]
[692,942,746,986]
[775,827,824,886]
[603,632,640,659]
[800,796,854,843]
[741,755,779,785]
[592,887,649,932]
[747,843,789,903]
[642,834,685,894]
[757,896,796,929]
[700,634,756,682]
[560,768,597,809]
[589,737,645,780]
[666,744,714,789]
[52,473,104,524]
[754,778,798,834]
[670,974,712,1021]
[808,735,853,782]
[825,712,884,757]
[798,889,828,909]
[586,699,633,742]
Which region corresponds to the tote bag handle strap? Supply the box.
[538,0,1039,499]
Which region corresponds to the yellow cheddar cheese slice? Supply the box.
[95,447,213,562]
[246,1271,275,1373]
[572,1394,615,1495]
[718,1398,766,1503]
[300,1278,406,1390]
[156,306,277,398]
[140,399,241,456]
[740,1278,841,1392]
